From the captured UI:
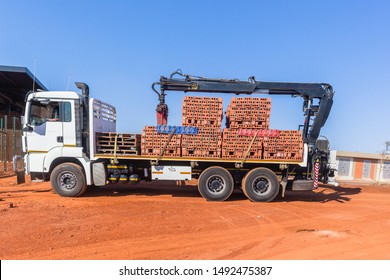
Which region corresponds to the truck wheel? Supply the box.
[50,163,87,197]
[198,166,234,201]
[242,168,279,202]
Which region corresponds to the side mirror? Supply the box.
[23,125,33,132]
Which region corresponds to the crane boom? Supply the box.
[152,70,334,146]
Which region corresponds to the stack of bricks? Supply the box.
[222,98,271,159]
[140,96,304,161]
[263,130,304,160]
[181,97,223,157]
[221,128,263,158]
[182,96,223,127]
[141,126,181,157]
[225,97,271,128]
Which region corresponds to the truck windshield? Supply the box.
[29,100,60,126]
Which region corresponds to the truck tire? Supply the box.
[242,167,279,202]
[50,163,87,197]
[198,166,234,201]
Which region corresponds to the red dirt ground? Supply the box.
[1,176,390,260]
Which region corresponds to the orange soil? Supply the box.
[1,176,390,260]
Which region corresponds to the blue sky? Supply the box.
[1,0,389,153]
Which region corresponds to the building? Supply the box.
[334,150,390,184]
[0,65,47,174]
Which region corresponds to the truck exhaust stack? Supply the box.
[75,82,90,157]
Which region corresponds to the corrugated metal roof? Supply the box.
[0,65,47,106]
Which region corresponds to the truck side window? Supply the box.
[46,102,60,122]
[63,102,71,122]
[30,101,61,125]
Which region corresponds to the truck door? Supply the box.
[26,99,65,150]
[61,100,77,148]
[24,99,64,172]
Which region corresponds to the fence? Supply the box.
[0,115,22,177]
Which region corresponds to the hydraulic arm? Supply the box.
[152,70,334,146]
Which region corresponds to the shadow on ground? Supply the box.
[82,181,362,203]
[83,181,201,199]
[279,184,362,203]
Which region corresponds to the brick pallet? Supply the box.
[181,128,222,148]
[182,96,223,128]
[181,97,223,158]
[141,126,181,157]
[182,127,222,158]
[96,132,141,155]
[263,131,303,149]
[222,97,270,159]
[221,128,263,159]
[263,131,303,160]
[140,96,304,161]
[225,97,271,129]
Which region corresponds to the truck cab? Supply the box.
[23,91,83,172]
[22,85,117,195]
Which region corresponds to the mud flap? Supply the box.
[13,155,25,185]
[92,162,107,186]
[16,171,25,184]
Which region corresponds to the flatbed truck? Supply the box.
[20,70,335,202]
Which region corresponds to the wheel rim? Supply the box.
[252,177,271,196]
[58,172,77,191]
[206,176,226,193]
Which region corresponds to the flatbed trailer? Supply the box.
[20,71,334,202]
[91,150,311,201]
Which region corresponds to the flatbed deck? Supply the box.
[93,153,304,165]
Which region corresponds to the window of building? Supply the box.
[382,161,390,179]
[338,158,351,176]
[362,160,371,178]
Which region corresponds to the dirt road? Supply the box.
[1,176,390,260]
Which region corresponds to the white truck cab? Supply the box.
[23,91,83,173]
[22,83,116,196]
